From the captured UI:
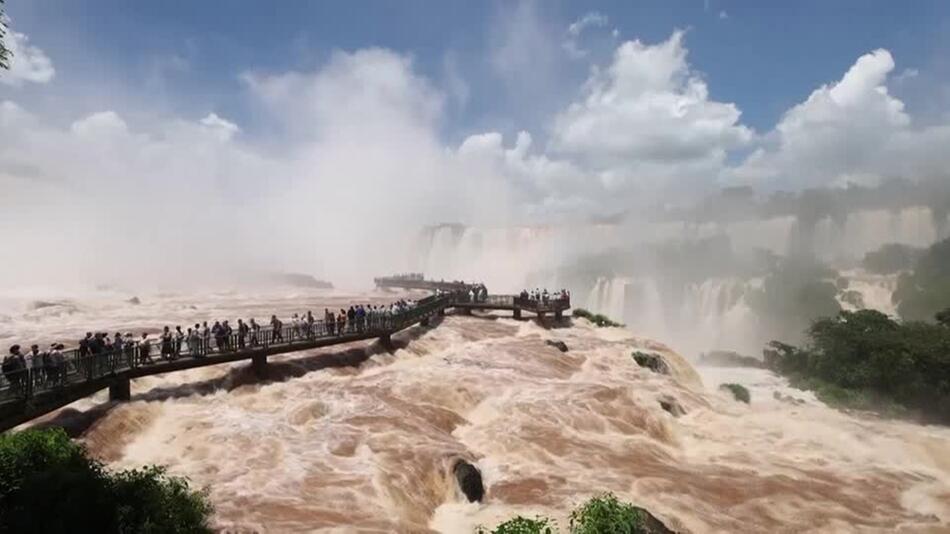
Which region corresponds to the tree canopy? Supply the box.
[0,428,214,533]
[765,309,950,423]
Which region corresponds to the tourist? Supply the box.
[113,332,124,370]
[124,333,135,366]
[161,326,174,361]
[174,326,185,358]
[270,315,284,343]
[347,306,355,333]
[3,345,25,392]
[337,310,346,335]
[325,308,334,335]
[237,319,248,349]
[201,321,211,354]
[306,311,315,338]
[138,333,153,365]
[49,343,65,386]
[246,318,258,346]
[223,320,233,350]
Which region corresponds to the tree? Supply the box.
[0,428,214,533]
[0,0,10,70]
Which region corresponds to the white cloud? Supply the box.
[200,112,240,141]
[0,30,55,86]
[729,49,950,188]
[550,30,752,192]
[564,11,609,59]
[568,12,608,37]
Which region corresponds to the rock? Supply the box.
[632,351,670,374]
[127,296,141,305]
[633,506,677,533]
[720,383,750,404]
[545,340,569,352]
[698,350,763,369]
[453,459,484,503]
[658,396,686,417]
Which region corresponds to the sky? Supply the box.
[1,1,950,287]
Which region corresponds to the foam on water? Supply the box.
[10,292,949,533]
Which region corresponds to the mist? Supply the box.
[3,17,950,361]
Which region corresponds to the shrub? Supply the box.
[0,428,213,533]
[477,516,556,534]
[766,309,950,423]
[719,383,750,404]
[569,493,646,533]
[573,308,624,328]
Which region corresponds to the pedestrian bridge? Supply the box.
[0,279,570,432]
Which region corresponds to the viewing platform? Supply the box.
[0,276,570,432]
[373,274,471,292]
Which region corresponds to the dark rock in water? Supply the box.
[658,396,686,417]
[633,506,677,533]
[699,350,763,369]
[632,351,670,374]
[720,383,751,404]
[31,301,60,310]
[127,296,141,305]
[545,340,569,352]
[453,459,484,503]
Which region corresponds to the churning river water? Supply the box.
[2,288,949,533]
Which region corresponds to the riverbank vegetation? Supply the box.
[478,493,672,534]
[0,428,213,533]
[765,309,950,423]
[573,308,624,328]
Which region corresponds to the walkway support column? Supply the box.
[379,333,392,347]
[555,309,563,320]
[513,308,522,320]
[420,316,430,327]
[109,378,131,402]
[252,354,267,379]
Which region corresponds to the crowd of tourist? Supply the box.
[518,288,570,305]
[1,298,426,394]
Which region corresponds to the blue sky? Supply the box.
[6,1,949,140]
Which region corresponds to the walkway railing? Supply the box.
[0,291,457,403]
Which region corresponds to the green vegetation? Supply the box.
[719,383,750,404]
[0,428,214,533]
[573,308,624,328]
[569,493,651,534]
[862,243,922,275]
[765,309,950,423]
[478,493,671,534]
[894,237,950,322]
[477,516,556,534]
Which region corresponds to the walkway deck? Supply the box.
[0,277,570,432]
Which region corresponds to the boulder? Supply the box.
[545,340,569,352]
[632,351,670,374]
[658,396,686,417]
[127,296,141,305]
[633,506,677,533]
[453,459,484,503]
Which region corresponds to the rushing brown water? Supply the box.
[7,289,950,533]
